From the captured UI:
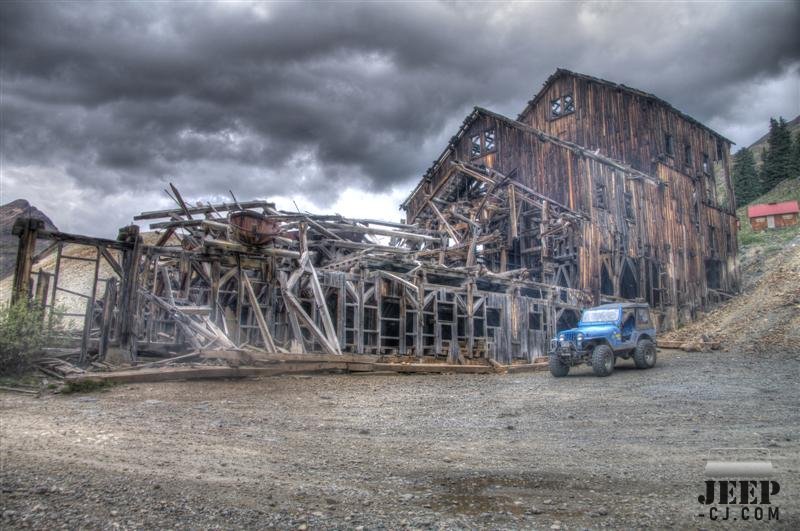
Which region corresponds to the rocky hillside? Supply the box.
[0,199,58,279]
[663,178,800,355]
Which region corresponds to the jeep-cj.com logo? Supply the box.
[698,448,780,522]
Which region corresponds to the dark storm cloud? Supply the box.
[1,1,799,235]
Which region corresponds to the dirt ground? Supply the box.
[2,347,798,530]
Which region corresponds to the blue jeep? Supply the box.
[548,303,657,377]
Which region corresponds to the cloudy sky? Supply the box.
[1,1,799,236]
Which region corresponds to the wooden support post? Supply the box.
[34,271,50,316]
[466,280,475,357]
[337,274,346,350]
[356,275,365,354]
[97,278,117,361]
[11,218,44,305]
[179,252,191,298]
[79,246,102,364]
[210,258,221,323]
[399,285,407,355]
[415,273,424,359]
[375,276,382,353]
[508,185,518,243]
[117,225,143,362]
[433,293,441,356]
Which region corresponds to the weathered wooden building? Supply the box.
[12,69,740,368]
[747,200,799,231]
[402,69,740,331]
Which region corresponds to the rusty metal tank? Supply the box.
[228,210,281,246]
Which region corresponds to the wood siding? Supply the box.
[404,102,740,332]
[750,213,798,231]
[518,72,736,214]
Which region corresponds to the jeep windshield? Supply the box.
[580,308,620,324]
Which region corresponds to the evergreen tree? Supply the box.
[792,130,800,179]
[761,117,793,192]
[732,147,760,207]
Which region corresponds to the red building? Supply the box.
[747,200,800,231]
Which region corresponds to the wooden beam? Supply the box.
[321,222,439,242]
[426,200,460,244]
[116,225,143,361]
[135,200,275,221]
[241,273,278,353]
[282,287,339,356]
[306,260,342,355]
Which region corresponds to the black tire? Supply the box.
[549,354,570,377]
[591,344,615,377]
[633,339,657,369]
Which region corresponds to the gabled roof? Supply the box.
[747,200,799,218]
[400,106,654,210]
[516,68,735,145]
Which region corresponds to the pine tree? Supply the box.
[732,147,760,207]
[761,117,793,192]
[792,130,800,179]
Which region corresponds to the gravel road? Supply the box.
[2,348,798,529]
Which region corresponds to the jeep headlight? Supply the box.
[577,333,584,345]
[558,334,565,341]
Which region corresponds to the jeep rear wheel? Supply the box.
[549,354,570,377]
[633,339,656,369]
[591,344,614,377]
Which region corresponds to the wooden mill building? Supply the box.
[402,68,740,332]
[12,69,741,367]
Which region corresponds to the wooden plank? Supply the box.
[321,222,438,242]
[371,363,493,374]
[505,362,549,373]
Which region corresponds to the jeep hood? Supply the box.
[560,324,618,337]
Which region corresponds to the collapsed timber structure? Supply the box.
[10,69,740,370]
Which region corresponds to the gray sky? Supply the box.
[2,1,799,236]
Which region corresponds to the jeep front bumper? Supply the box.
[549,340,588,360]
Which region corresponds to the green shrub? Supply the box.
[0,301,68,375]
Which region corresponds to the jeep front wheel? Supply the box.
[549,354,570,377]
[633,339,657,369]
[591,344,614,377]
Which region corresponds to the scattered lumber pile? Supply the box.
[36,357,85,379]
